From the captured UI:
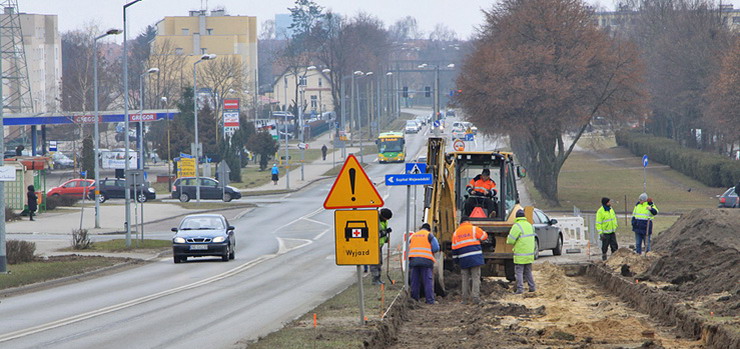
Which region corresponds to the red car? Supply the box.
[47,179,95,199]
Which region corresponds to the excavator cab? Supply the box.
[452,152,520,221]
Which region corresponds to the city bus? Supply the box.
[376,132,406,163]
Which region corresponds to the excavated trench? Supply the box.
[365,209,738,348]
[363,262,738,349]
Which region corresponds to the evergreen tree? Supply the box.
[81,136,95,178]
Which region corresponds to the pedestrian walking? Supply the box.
[408,223,440,304]
[271,163,279,185]
[452,216,488,304]
[321,144,328,161]
[26,185,38,221]
[370,208,393,285]
[631,193,658,254]
[506,210,536,294]
[596,197,619,261]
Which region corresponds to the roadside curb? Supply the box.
[238,175,334,196]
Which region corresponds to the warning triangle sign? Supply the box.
[323,154,384,209]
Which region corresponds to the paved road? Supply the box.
[0,109,446,348]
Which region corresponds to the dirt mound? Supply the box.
[605,247,657,275]
[646,209,740,316]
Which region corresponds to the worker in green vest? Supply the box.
[596,197,619,261]
[506,210,536,294]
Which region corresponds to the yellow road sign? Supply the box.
[177,158,195,178]
[323,154,384,209]
[335,209,379,265]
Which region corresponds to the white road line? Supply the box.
[303,217,330,227]
[0,254,274,343]
[313,229,330,241]
[272,207,324,234]
[277,237,313,253]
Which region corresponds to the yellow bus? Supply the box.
[376,132,406,163]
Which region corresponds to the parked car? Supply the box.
[51,152,74,169]
[717,187,738,208]
[90,178,156,203]
[446,109,456,117]
[404,120,421,134]
[531,208,564,259]
[171,214,236,263]
[171,177,242,202]
[47,179,95,199]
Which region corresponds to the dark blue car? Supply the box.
[171,214,236,263]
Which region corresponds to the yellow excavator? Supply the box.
[423,137,535,291]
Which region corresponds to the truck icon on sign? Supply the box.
[344,221,369,242]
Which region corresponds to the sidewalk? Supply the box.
[241,130,364,193]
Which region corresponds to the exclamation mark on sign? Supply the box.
[349,168,356,201]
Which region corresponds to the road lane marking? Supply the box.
[277,237,313,254]
[0,254,273,343]
[313,229,330,241]
[302,218,330,227]
[271,207,324,234]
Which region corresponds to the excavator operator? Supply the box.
[464,168,497,217]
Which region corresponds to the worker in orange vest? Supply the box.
[408,223,440,304]
[464,169,497,217]
[452,216,488,304]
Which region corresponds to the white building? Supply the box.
[18,12,61,113]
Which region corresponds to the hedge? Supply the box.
[615,130,740,188]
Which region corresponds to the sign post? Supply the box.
[324,154,384,325]
[642,155,648,193]
[385,169,433,287]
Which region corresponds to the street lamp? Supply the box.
[351,70,365,163]
[418,63,455,126]
[298,65,316,181]
[138,67,159,170]
[385,72,393,121]
[123,0,143,248]
[319,68,331,118]
[93,28,121,229]
[194,53,217,204]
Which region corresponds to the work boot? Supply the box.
[602,254,607,261]
[515,289,523,295]
[372,277,384,285]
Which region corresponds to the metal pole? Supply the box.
[299,82,304,181]
[356,76,363,163]
[0,29,6,273]
[123,0,142,249]
[93,36,102,229]
[284,113,290,190]
[404,185,411,288]
[350,73,355,149]
[396,63,401,118]
[194,61,201,203]
[434,65,440,122]
[139,74,145,170]
[340,77,346,159]
[356,265,365,325]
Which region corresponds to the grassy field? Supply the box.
[525,135,720,214]
[69,239,171,252]
[0,256,128,290]
[248,268,405,348]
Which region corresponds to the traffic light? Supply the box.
[402,86,408,98]
[424,86,431,98]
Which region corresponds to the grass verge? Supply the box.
[61,239,171,252]
[0,256,129,290]
[248,268,405,348]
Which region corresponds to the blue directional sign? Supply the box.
[433,120,441,128]
[465,133,474,141]
[405,162,427,174]
[385,174,433,186]
[642,155,648,168]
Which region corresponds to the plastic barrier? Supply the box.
[553,216,588,253]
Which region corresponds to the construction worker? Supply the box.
[408,223,440,304]
[452,216,488,304]
[596,197,619,261]
[463,169,497,217]
[506,210,536,294]
[370,208,393,285]
[631,193,658,254]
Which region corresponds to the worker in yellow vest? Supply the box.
[596,197,619,261]
[631,193,658,254]
[506,210,536,294]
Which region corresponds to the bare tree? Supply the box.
[260,19,276,40]
[456,0,647,203]
[428,23,458,42]
[196,55,248,143]
[705,37,740,156]
[389,16,423,42]
[147,39,188,108]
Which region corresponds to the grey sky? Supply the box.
[22,0,740,41]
